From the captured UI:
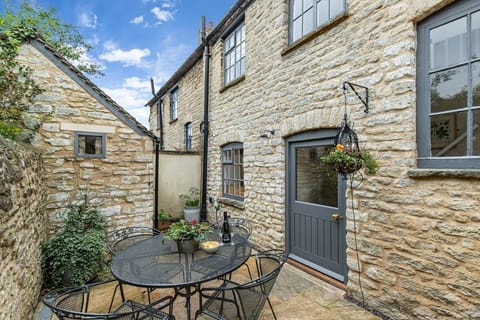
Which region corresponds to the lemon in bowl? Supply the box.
[201,241,220,254]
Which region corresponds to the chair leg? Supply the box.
[266,296,277,320]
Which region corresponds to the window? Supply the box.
[222,143,244,200]
[74,132,106,158]
[224,23,245,85]
[185,122,192,151]
[289,0,346,43]
[417,0,480,169]
[170,88,178,121]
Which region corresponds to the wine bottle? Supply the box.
[221,211,231,243]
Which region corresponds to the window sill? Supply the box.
[281,13,349,56]
[218,197,245,210]
[408,168,480,179]
[219,75,245,93]
[169,118,178,124]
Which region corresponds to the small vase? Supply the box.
[176,239,199,254]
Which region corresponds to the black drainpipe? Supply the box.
[200,16,209,222]
[153,136,160,228]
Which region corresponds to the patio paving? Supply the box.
[36,259,381,320]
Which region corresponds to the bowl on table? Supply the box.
[201,241,220,254]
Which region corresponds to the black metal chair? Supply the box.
[107,226,162,255]
[195,250,286,320]
[42,279,175,319]
[107,227,164,304]
[228,218,252,241]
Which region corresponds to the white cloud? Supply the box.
[161,0,175,8]
[99,43,151,67]
[102,77,152,128]
[130,16,144,24]
[151,7,174,24]
[78,12,97,29]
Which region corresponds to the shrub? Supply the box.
[41,202,107,289]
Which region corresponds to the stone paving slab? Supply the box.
[36,261,381,320]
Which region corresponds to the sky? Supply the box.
[4,0,237,127]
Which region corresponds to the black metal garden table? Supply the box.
[110,230,251,320]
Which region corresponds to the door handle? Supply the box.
[331,214,343,222]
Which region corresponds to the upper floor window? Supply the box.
[222,143,244,201]
[224,23,245,85]
[289,0,346,44]
[74,132,106,158]
[417,0,480,169]
[185,122,192,151]
[170,88,178,121]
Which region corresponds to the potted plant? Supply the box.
[321,143,378,177]
[156,209,173,231]
[163,219,209,253]
[179,186,200,222]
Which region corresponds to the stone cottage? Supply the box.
[149,0,480,319]
[17,36,156,232]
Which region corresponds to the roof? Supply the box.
[146,0,253,106]
[28,34,155,138]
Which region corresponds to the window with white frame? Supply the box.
[289,0,346,44]
[74,132,106,158]
[224,23,245,85]
[222,143,244,200]
[170,88,178,121]
[185,122,192,151]
[417,0,480,169]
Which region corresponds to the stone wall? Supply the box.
[0,137,46,319]
[204,0,479,319]
[150,58,204,152]
[18,44,155,233]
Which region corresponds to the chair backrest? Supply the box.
[234,250,286,319]
[42,280,171,319]
[107,226,161,254]
[229,217,253,240]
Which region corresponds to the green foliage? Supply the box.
[179,187,200,207]
[321,144,378,176]
[41,203,107,290]
[157,209,171,221]
[0,0,103,76]
[163,219,209,241]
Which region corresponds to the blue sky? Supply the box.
[7,0,237,127]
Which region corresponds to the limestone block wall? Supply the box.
[150,59,204,152]
[18,44,154,233]
[204,0,479,319]
[0,137,46,319]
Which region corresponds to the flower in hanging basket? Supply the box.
[163,219,209,241]
[321,144,378,176]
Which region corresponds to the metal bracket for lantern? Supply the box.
[343,81,369,114]
[335,82,370,151]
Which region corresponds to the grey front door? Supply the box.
[286,130,346,282]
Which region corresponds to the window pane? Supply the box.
[472,11,480,59]
[296,146,337,207]
[292,18,302,42]
[473,109,480,155]
[303,8,314,35]
[317,0,329,27]
[474,62,480,107]
[303,0,313,10]
[330,0,345,18]
[431,112,467,157]
[430,17,467,69]
[78,135,103,156]
[430,65,468,113]
[293,0,303,18]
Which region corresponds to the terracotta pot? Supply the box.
[157,220,172,231]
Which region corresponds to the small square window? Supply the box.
[75,132,106,158]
